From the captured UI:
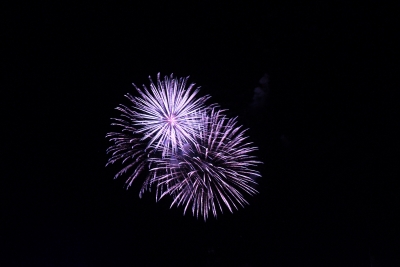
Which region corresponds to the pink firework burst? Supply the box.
[148,109,261,220]
[106,74,262,221]
[123,73,212,157]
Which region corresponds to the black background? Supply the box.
[3,2,398,266]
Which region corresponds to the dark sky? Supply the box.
[3,2,398,266]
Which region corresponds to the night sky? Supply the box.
[3,2,398,266]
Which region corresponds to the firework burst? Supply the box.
[147,109,261,220]
[126,73,211,157]
[106,74,262,220]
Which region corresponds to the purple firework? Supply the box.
[106,73,213,190]
[125,73,211,157]
[106,74,262,220]
[148,109,261,220]
[106,117,153,188]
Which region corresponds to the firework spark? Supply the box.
[105,117,153,188]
